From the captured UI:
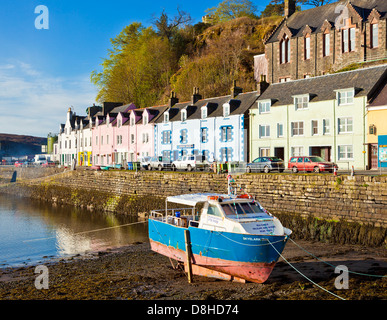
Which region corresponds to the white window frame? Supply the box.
[338,145,354,160]
[201,107,207,119]
[291,121,304,136]
[259,148,270,157]
[223,103,230,117]
[336,89,354,106]
[338,117,353,134]
[291,146,304,157]
[143,113,149,125]
[259,125,270,139]
[311,120,319,136]
[258,100,271,114]
[371,23,379,48]
[277,123,284,138]
[164,112,169,123]
[323,119,331,135]
[294,95,309,110]
[181,109,187,122]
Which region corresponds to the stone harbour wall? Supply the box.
[1,168,386,246]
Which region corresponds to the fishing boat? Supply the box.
[148,177,292,283]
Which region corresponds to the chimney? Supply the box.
[257,75,269,96]
[191,87,202,104]
[168,91,179,108]
[284,0,296,18]
[231,80,243,98]
[67,107,73,121]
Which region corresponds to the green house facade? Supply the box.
[250,65,387,170]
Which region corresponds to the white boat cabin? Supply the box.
[150,193,287,236]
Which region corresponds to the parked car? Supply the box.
[246,157,285,173]
[148,156,172,171]
[172,155,209,171]
[14,161,27,167]
[288,156,337,173]
[138,156,151,170]
[42,160,56,168]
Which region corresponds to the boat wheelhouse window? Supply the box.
[207,205,223,217]
[221,202,265,216]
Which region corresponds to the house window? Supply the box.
[118,119,121,128]
[277,123,284,138]
[259,125,270,138]
[337,89,354,105]
[180,129,188,144]
[201,107,207,119]
[221,126,232,142]
[220,148,232,162]
[162,131,171,144]
[106,135,109,145]
[259,101,271,114]
[342,28,355,53]
[96,136,98,145]
[304,35,311,60]
[142,133,149,144]
[371,23,379,48]
[143,113,148,125]
[131,134,135,144]
[162,150,171,161]
[181,110,187,122]
[323,33,330,56]
[280,35,290,64]
[295,95,309,110]
[338,145,354,160]
[101,136,103,145]
[291,121,304,136]
[292,146,304,157]
[164,113,169,123]
[311,120,318,135]
[260,148,270,157]
[338,117,353,133]
[201,128,208,143]
[130,117,135,126]
[223,104,230,117]
[323,119,330,135]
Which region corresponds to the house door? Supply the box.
[274,147,285,161]
[369,144,378,170]
[311,146,331,161]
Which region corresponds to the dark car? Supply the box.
[246,157,285,173]
[288,156,337,173]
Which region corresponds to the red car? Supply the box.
[288,156,337,173]
[42,161,56,167]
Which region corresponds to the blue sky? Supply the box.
[0,0,277,137]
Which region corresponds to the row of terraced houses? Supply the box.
[54,0,387,170]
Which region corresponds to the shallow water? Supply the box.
[0,194,148,268]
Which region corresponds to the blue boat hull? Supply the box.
[148,219,289,283]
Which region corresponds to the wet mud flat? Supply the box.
[0,240,386,300]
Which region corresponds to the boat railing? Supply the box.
[150,207,199,228]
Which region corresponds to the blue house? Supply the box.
[154,85,258,163]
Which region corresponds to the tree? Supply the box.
[153,8,192,42]
[205,0,257,24]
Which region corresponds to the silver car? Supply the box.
[246,157,285,173]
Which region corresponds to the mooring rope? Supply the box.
[267,239,346,301]
[289,238,387,278]
[23,220,147,243]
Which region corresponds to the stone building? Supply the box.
[263,0,387,84]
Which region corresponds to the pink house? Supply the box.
[92,103,136,166]
[128,106,168,161]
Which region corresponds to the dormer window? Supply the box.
[130,117,135,126]
[118,119,121,128]
[304,34,311,60]
[280,35,290,64]
[201,107,207,119]
[223,103,230,117]
[336,88,354,106]
[164,112,169,123]
[371,23,379,48]
[181,109,187,122]
[258,100,271,114]
[294,94,309,110]
[143,113,148,125]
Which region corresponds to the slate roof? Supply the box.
[257,65,387,106]
[266,0,387,43]
[154,91,259,123]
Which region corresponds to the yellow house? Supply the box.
[367,81,387,169]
